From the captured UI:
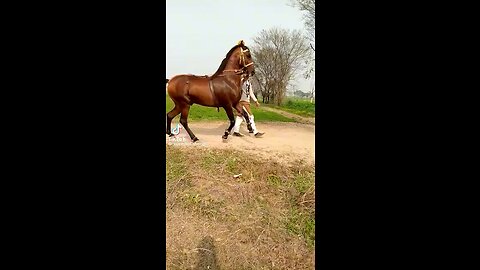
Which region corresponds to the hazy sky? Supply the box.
[166,0,314,92]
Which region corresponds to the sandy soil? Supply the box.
[166,121,315,165]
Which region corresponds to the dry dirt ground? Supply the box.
[166,121,315,165]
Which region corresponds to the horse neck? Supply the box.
[222,73,242,87]
[222,58,242,84]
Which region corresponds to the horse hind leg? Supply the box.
[179,105,199,142]
[166,104,181,136]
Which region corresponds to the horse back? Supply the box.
[167,75,214,106]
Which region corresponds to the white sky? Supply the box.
[166,0,314,93]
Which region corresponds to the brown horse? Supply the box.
[166,40,255,142]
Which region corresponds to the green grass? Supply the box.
[263,97,316,118]
[165,146,190,182]
[293,171,315,194]
[267,174,281,187]
[286,207,315,248]
[181,191,225,219]
[166,95,295,122]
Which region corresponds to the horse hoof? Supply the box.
[192,137,199,142]
[222,135,228,140]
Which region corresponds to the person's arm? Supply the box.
[249,83,260,106]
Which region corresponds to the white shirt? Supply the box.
[240,80,258,103]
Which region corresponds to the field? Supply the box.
[166,145,315,269]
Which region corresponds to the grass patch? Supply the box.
[286,207,315,248]
[200,150,225,170]
[180,191,226,220]
[199,150,241,175]
[226,157,238,173]
[267,174,281,187]
[166,145,190,182]
[166,94,295,122]
[264,97,316,117]
[293,171,315,194]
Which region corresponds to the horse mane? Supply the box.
[211,44,249,78]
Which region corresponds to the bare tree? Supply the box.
[290,0,315,49]
[251,27,312,105]
[251,45,276,104]
[290,0,315,81]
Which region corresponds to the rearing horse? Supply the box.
[166,40,255,142]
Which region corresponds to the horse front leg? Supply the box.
[234,103,253,133]
[222,106,236,140]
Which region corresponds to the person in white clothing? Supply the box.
[232,75,265,138]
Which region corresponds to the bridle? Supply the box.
[222,47,254,76]
[239,48,254,69]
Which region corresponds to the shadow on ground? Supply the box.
[195,236,220,270]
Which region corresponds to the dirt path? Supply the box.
[262,106,316,125]
[167,121,315,165]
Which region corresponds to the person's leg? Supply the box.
[252,116,264,137]
[242,103,264,137]
[238,101,253,133]
[249,115,258,134]
[232,110,244,136]
[241,103,254,133]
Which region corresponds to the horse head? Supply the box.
[235,40,255,77]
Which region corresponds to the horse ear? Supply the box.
[237,40,245,46]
